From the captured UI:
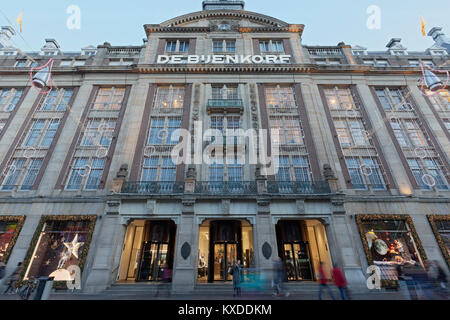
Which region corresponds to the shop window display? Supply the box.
[427,215,450,268]
[356,215,427,286]
[22,216,96,285]
[0,216,25,263]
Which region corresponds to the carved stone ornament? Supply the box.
[262,242,272,260]
[181,242,191,260]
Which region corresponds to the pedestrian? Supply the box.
[272,257,289,297]
[3,262,22,294]
[155,263,171,297]
[318,262,335,300]
[231,260,242,297]
[0,262,6,280]
[332,264,350,300]
[425,260,448,299]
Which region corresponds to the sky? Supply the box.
[0,0,449,52]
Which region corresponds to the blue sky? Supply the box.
[1,0,448,51]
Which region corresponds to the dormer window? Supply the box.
[165,40,190,53]
[259,40,284,53]
[219,24,231,31]
[352,50,367,56]
[431,50,447,56]
[60,60,85,67]
[2,51,16,56]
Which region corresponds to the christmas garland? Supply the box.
[0,215,25,264]
[356,214,428,288]
[18,215,97,289]
[427,215,450,269]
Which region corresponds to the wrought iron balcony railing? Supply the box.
[206,99,244,114]
[121,181,185,194]
[266,180,331,194]
[120,180,332,195]
[195,181,257,195]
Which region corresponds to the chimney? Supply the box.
[0,26,16,48]
[428,27,450,53]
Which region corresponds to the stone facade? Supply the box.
[0,1,449,294]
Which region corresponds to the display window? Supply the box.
[0,216,25,263]
[356,215,427,287]
[21,215,96,287]
[427,215,450,268]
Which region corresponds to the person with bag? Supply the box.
[231,260,242,297]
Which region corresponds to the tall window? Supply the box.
[80,119,116,147]
[154,86,185,112]
[1,158,43,191]
[269,115,303,145]
[142,156,176,183]
[63,87,126,191]
[0,88,24,112]
[259,40,284,53]
[22,119,60,148]
[148,117,182,145]
[408,158,448,190]
[375,88,410,111]
[324,87,387,190]
[211,85,239,100]
[276,155,311,184]
[427,89,450,112]
[92,87,125,110]
[66,157,106,190]
[40,88,73,111]
[265,86,295,109]
[390,119,428,148]
[140,85,186,184]
[374,86,450,191]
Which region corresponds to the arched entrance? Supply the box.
[117,220,176,282]
[276,219,333,281]
[198,219,254,283]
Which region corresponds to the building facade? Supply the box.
[0,0,449,294]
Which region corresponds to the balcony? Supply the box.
[266,181,331,195]
[120,180,332,196]
[195,181,257,195]
[121,181,185,194]
[206,99,244,114]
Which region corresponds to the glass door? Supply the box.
[283,242,314,281]
[137,242,169,281]
[214,243,238,281]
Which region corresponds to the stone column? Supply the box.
[253,199,278,275]
[329,197,367,290]
[171,198,196,294]
[84,201,122,293]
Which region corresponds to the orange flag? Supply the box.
[16,12,23,33]
[420,15,427,37]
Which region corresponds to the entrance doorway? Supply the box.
[118,220,176,282]
[198,220,254,283]
[276,220,333,281]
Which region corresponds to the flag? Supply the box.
[16,12,23,33]
[420,15,427,37]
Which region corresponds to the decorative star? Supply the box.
[63,234,84,259]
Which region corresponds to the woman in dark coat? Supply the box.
[231,260,242,297]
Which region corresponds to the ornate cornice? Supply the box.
[135,64,316,74]
[158,10,290,29]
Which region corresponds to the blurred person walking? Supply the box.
[231,260,242,297]
[272,257,289,297]
[332,264,350,300]
[318,262,335,300]
[3,262,22,294]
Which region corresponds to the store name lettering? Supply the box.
[157,54,292,64]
